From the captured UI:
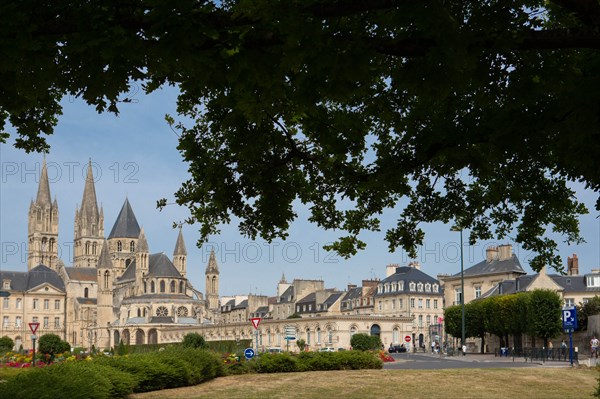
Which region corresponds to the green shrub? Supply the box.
[254,353,298,373]
[296,352,338,371]
[38,334,71,361]
[182,332,208,349]
[0,362,113,399]
[334,350,383,370]
[94,354,180,392]
[0,336,14,353]
[350,333,382,351]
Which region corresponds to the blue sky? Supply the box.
[1,86,599,297]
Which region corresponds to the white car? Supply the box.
[318,347,336,352]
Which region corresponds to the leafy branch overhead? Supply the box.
[2,1,600,271]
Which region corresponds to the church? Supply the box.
[0,159,219,350]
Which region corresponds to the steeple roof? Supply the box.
[137,228,149,253]
[79,160,99,220]
[108,198,141,238]
[205,249,219,274]
[36,158,52,207]
[173,228,187,256]
[97,239,112,269]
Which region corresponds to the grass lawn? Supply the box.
[129,367,598,399]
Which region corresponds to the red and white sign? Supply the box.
[438,317,444,324]
[404,335,411,343]
[29,322,40,334]
[250,317,261,329]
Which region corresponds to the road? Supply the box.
[383,352,566,370]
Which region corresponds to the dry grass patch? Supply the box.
[129,367,598,399]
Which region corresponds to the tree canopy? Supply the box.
[2,1,600,271]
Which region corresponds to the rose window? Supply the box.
[156,306,168,317]
[177,306,188,317]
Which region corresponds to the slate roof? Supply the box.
[1,265,66,292]
[64,267,97,281]
[452,255,526,278]
[375,266,441,297]
[118,253,182,282]
[278,286,295,303]
[297,293,316,304]
[482,272,600,297]
[149,316,174,323]
[97,239,113,269]
[233,299,248,310]
[322,292,343,307]
[342,286,363,301]
[76,297,97,305]
[108,198,141,239]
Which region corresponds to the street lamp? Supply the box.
[451,226,466,356]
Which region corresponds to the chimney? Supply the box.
[498,244,512,261]
[408,261,421,270]
[386,264,399,277]
[567,254,579,276]
[486,246,499,263]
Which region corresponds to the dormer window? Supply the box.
[409,282,416,291]
[417,283,424,292]
[425,283,431,292]
[2,280,9,290]
[433,284,439,293]
[587,275,600,287]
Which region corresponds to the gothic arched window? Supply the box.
[117,241,122,252]
[170,281,176,293]
[84,287,89,298]
[150,281,155,293]
[130,241,135,253]
[160,280,165,293]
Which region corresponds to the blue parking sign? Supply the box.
[562,307,578,330]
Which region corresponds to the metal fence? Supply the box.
[494,347,578,363]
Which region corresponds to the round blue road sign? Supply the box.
[244,348,255,360]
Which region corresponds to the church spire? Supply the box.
[36,157,52,207]
[97,239,112,269]
[80,159,99,219]
[205,249,219,274]
[173,227,187,256]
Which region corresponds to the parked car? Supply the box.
[388,345,407,353]
[318,347,336,352]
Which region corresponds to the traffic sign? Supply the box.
[404,335,411,343]
[29,322,40,334]
[285,325,296,340]
[250,318,261,329]
[438,316,444,324]
[244,348,255,360]
[562,307,578,330]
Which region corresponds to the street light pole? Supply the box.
[459,229,465,356]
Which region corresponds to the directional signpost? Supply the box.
[562,307,578,366]
[29,322,40,367]
[250,318,261,353]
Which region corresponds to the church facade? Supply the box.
[0,159,216,350]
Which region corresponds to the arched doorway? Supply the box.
[148,329,158,345]
[135,329,145,345]
[122,329,130,345]
[370,324,381,337]
[418,333,424,349]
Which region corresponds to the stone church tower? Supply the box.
[107,198,140,276]
[205,249,220,311]
[73,160,105,268]
[28,158,59,270]
[96,238,114,348]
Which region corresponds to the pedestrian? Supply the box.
[561,339,567,349]
[431,341,435,354]
[591,336,599,358]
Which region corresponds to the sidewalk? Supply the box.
[439,352,582,366]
